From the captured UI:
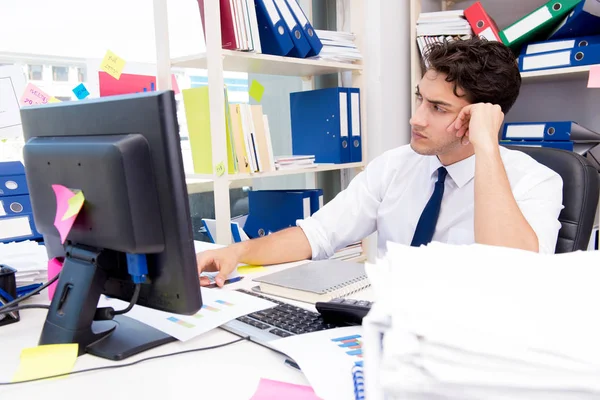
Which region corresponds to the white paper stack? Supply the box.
[274,155,316,170]
[416,10,472,68]
[364,242,600,400]
[0,240,48,287]
[330,241,363,261]
[312,30,362,63]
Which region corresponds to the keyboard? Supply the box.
[220,289,339,344]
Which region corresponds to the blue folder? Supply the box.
[347,88,362,163]
[502,121,600,142]
[0,161,30,197]
[255,0,294,56]
[273,0,311,58]
[290,87,351,164]
[244,190,313,238]
[519,43,600,72]
[252,189,323,215]
[283,0,323,56]
[549,0,600,40]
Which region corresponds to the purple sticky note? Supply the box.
[250,379,321,400]
[588,65,600,89]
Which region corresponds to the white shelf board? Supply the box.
[521,65,596,84]
[186,162,365,181]
[185,178,252,194]
[171,50,363,76]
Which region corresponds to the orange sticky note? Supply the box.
[52,185,84,244]
[20,83,52,106]
[100,50,126,80]
[588,65,600,88]
[12,344,78,383]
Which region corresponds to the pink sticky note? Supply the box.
[52,184,83,244]
[20,83,52,106]
[588,65,600,88]
[250,379,321,400]
[47,257,64,300]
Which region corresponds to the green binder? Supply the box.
[499,0,581,53]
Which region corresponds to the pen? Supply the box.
[204,276,245,288]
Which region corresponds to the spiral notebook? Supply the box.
[253,260,370,304]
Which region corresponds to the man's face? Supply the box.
[409,70,472,164]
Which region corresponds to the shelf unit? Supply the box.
[152,0,366,245]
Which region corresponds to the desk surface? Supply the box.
[0,258,372,400]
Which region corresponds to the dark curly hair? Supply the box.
[425,37,521,114]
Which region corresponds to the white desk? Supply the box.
[0,259,372,400]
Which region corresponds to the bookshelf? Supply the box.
[152,0,367,246]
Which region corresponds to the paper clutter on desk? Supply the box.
[363,242,600,399]
[250,378,321,400]
[0,240,48,288]
[12,344,78,383]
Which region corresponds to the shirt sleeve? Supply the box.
[297,154,391,260]
[515,170,564,254]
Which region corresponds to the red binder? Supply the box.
[198,0,238,50]
[464,1,501,42]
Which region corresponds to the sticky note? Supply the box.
[100,50,126,80]
[48,97,61,103]
[72,83,90,100]
[237,264,267,275]
[215,161,225,176]
[250,378,320,400]
[52,184,84,244]
[20,83,52,106]
[249,80,265,103]
[588,65,600,88]
[12,344,78,383]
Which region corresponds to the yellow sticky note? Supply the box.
[249,80,265,103]
[215,161,225,177]
[48,97,61,103]
[12,344,78,383]
[100,49,126,80]
[237,264,267,275]
[62,191,85,221]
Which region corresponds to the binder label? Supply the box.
[263,0,281,24]
[339,92,349,137]
[526,39,575,54]
[479,27,498,42]
[523,50,571,70]
[0,215,32,241]
[285,0,308,26]
[503,6,552,43]
[505,124,546,139]
[274,0,297,30]
[351,93,361,137]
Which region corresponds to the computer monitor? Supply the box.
[20,91,202,360]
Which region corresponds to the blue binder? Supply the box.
[254,189,323,214]
[283,0,323,56]
[519,43,600,72]
[255,0,294,56]
[521,35,600,55]
[347,88,362,163]
[549,0,600,40]
[244,190,312,238]
[290,87,351,164]
[273,0,311,58]
[502,121,600,142]
[0,161,29,197]
[501,140,574,151]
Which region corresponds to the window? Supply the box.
[77,67,86,82]
[28,65,43,80]
[52,66,69,82]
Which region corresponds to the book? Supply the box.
[254,260,370,303]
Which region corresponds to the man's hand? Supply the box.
[447,103,504,151]
[197,247,242,287]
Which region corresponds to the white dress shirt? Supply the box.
[297,145,564,259]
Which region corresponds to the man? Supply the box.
[197,38,563,287]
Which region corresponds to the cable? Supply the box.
[113,284,141,316]
[0,336,248,386]
[0,304,50,316]
[0,273,60,314]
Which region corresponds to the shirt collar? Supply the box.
[428,153,476,188]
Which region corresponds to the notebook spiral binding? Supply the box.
[325,274,371,298]
[352,365,365,400]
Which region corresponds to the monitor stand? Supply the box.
[39,245,175,361]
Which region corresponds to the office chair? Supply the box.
[506,146,599,253]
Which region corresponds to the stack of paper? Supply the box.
[416,10,472,68]
[311,30,362,63]
[364,242,600,399]
[274,155,316,170]
[0,241,48,288]
[330,241,363,261]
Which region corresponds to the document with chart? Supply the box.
[100,288,276,341]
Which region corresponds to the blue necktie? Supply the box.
[411,167,448,247]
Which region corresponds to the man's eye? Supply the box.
[434,105,446,113]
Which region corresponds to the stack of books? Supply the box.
[312,30,362,63]
[416,10,472,67]
[330,242,363,261]
[274,155,316,171]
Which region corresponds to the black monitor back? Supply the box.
[20,91,200,315]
